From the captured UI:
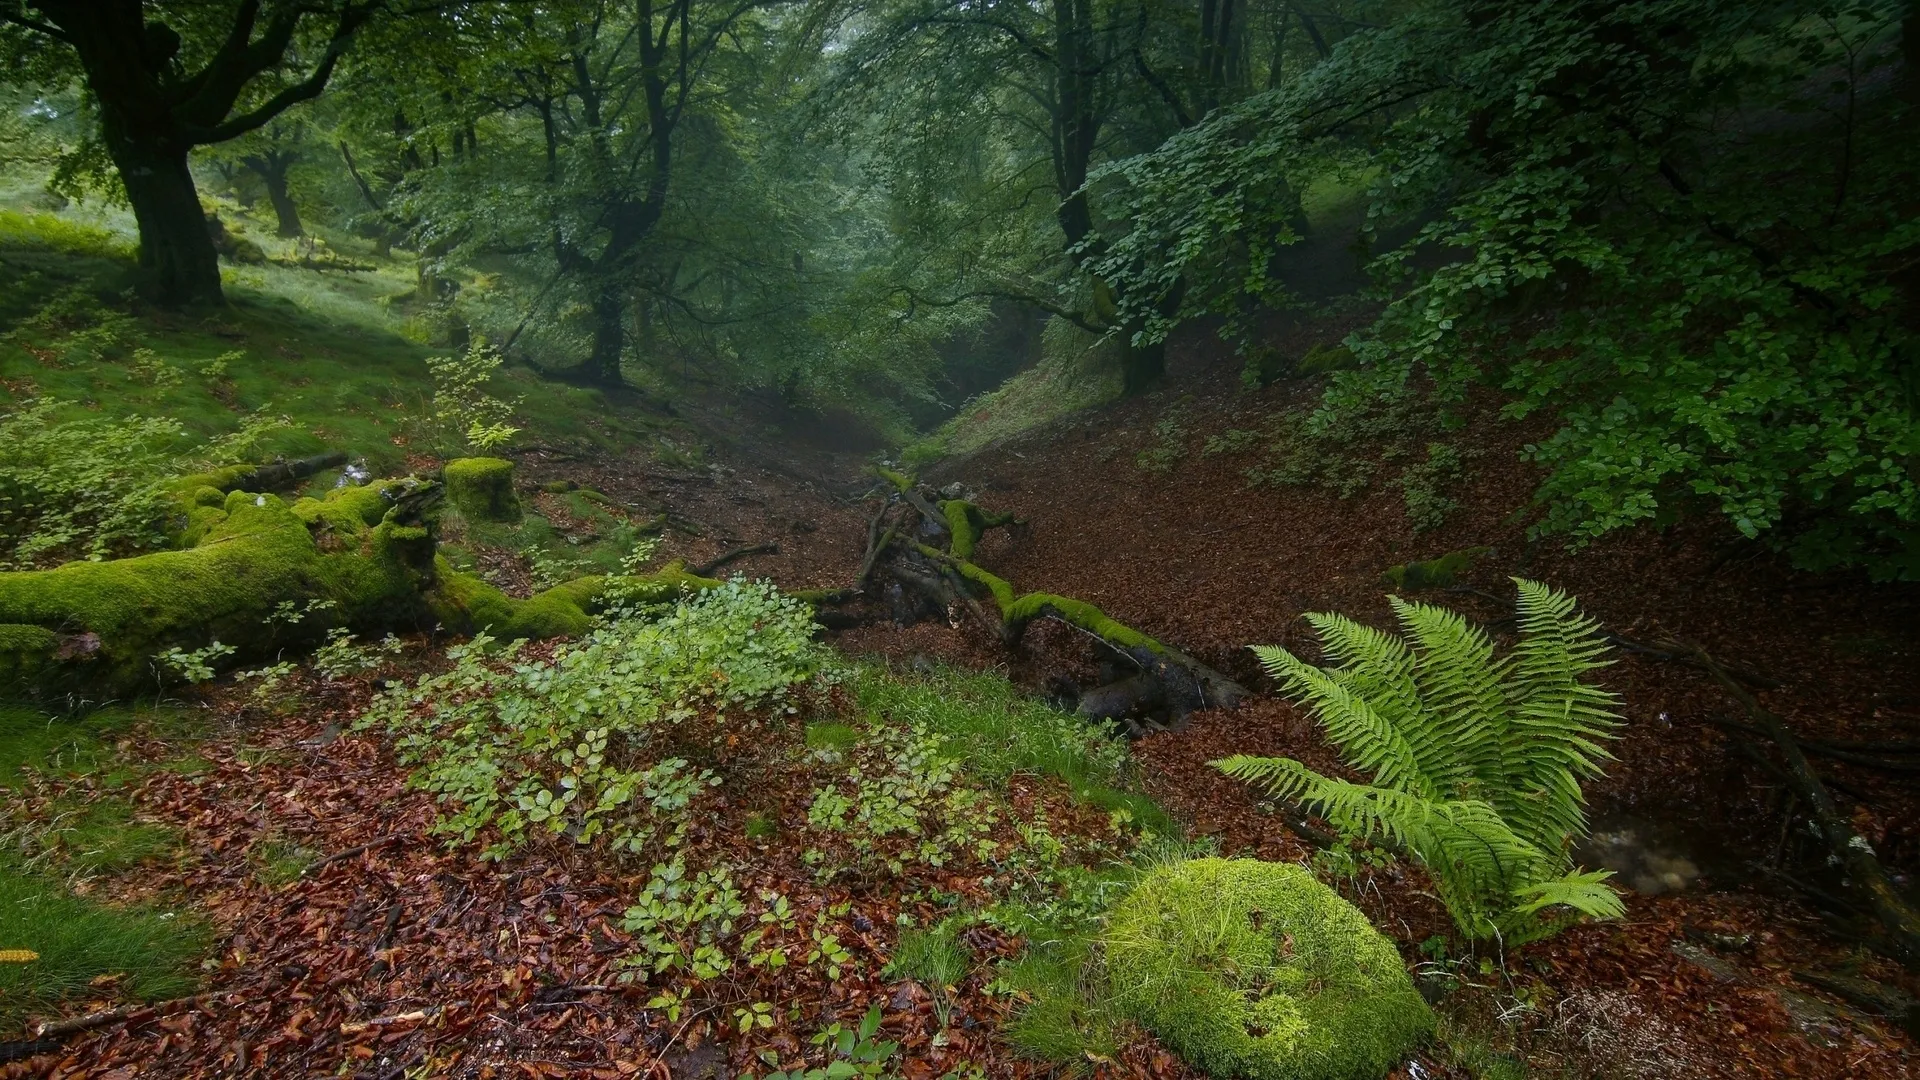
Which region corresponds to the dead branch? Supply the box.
[692,542,778,577]
[1687,644,1920,970]
[301,833,404,878]
[33,994,207,1039]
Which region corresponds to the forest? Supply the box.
[0,1,1916,1077]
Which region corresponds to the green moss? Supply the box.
[0,485,434,697]
[426,558,724,642]
[1382,546,1491,591]
[1005,593,1162,653]
[1105,858,1433,1080]
[443,457,522,523]
[1297,343,1357,376]
[541,479,578,494]
[940,500,1016,561]
[874,466,914,494]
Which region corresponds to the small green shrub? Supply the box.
[1104,858,1433,1080]
[372,579,826,858]
[425,339,521,452]
[1217,580,1625,944]
[0,398,286,568]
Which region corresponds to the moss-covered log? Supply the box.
[903,540,1246,722]
[0,470,725,699]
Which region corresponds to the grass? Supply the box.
[0,198,656,481]
[852,663,1174,834]
[0,702,215,1031]
[901,317,1123,467]
[0,865,209,1032]
[885,915,972,990]
[251,838,319,887]
[0,704,204,790]
[996,932,1127,1069]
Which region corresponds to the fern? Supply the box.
[1219,579,1623,945]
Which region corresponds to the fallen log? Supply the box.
[862,468,1245,728]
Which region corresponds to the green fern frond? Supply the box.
[1279,665,1437,801]
[1232,580,1622,945]
[1390,597,1509,798]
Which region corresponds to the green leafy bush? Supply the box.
[1104,858,1433,1080]
[1096,1,1920,577]
[0,398,284,568]
[370,579,825,859]
[425,339,521,452]
[1217,579,1624,944]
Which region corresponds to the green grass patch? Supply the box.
[804,721,861,752]
[251,838,319,887]
[996,932,1127,1069]
[853,664,1174,834]
[25,798,183,877]
[0,704,203,789]
[902,317,1122,465]
[0,865,209,1031]
[885,915,972,990]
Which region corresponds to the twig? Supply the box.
[33,994,206,1039]
[339,1001,468,1036]
[692,542,778,577]
[1687,643,1920,970]
[301,833,404,878]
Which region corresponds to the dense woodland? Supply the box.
[0,2,1916,1078]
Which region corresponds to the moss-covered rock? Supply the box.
[444,457,522,523]
[1105,858,1433,1080]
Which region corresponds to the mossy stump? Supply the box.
[1104,858,1433,1080]
[445,458,522,523]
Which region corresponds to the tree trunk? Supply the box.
[1120,334,1167,395]
[113,143,222,307]
[588,287,626,386]
[260,166,303,238]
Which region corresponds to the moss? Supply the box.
[1382,546,1491,591]
[1297,343,1357,376]
[540,479,579,494]
[0,484,435,697]
[1006,593,1163,654]
[443,457,522,522]
[874,466,914,494]
[425,558,724,642]
[940,500,1017,561]
[1105,858,1433,1080]
[577,488,614,506]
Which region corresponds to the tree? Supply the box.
[0,1,379,305]
[828,0,1325,393]
[1095,0,1920,577]
[239,120,307,237]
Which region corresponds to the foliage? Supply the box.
[155,640,237,685]
[0,397,283,568]
[426,340,521,453]
[756,1006,896,1080]
[1097,0,1920,576]
[371,580,827,859]
[1103,858,1434,1080]
[1217,580,1625,944]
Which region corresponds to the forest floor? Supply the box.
[7,303,1920,1078]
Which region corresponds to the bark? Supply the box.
[588,286,627,386]
[114,140,222,306]
[262,165,302,237]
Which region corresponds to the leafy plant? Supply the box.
[312,628,404,681]
[1216,579,1625,945]
[154,641,236,685]
[425,338,521,453]
[0,399,287,568]
[370,580,825,859]
[756,1005,897,1080]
